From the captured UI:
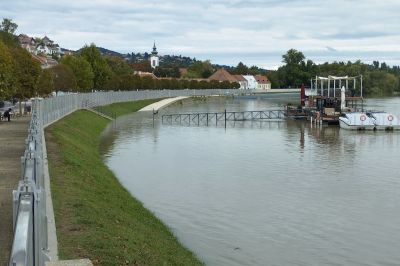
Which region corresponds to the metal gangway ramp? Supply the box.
[162,109,285,126]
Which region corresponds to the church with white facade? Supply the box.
[150,42,159,69]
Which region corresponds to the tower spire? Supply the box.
[152,41,158,55]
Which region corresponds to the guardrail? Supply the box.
[9,89,246,265]
[9,110,48,266]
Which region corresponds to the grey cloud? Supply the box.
[320,31,395,40]
[1,0,400,68]
[326,46,337,52]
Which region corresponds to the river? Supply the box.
[100,94,400,266]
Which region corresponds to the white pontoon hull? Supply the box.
[374,125,400,130]
[339,119,375,130]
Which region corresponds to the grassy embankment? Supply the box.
[45,99,202,266]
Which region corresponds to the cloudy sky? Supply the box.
[1,0,400,69]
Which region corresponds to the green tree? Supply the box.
[0,41,15,99]
[103,72,120,90]
[140,76,154,90]
[233,62,249,75]
[37,69,54,96]
[105,56,132,76]
[364,71,398,96]
[0,18,18,48]
[60,55,94,92]
[154,66,181,78]
[282,49,305,65]
[279,49,307,87]
[79,44,113,90]
[130,61,153,73]
[186,60,214,78]
[49,64,77,92]
[13,48,41,99]
[0,18,18,34]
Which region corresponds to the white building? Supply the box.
[243,75,258,89]
[232,75,248,89]
[255,75,272,90]
[150,42,159,69]
[36,44,51,55]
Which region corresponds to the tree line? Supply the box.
[0,19,238,101]
[265,49,400,96]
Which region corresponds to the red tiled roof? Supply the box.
[254,75,271,84]
[179,68,188,77]
[134,71,157,78]
[233,75,246,82]
[208,68,237,82]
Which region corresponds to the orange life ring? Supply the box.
[388,115,394,122]
[360,115,366,121]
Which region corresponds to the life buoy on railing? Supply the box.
[360,115,367,121]
[388,115,394,122]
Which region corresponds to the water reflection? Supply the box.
[100,95,400,266]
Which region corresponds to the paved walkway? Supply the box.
[138,96,189,112]
[0,116,30,265]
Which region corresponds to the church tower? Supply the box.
[150,42,159,69]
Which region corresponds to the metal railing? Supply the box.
[10,111,48,266]
[162,109,286,126]
[9,89,244,266]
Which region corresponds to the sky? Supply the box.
[1,0,400,69]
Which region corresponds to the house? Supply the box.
[208,68,238,83]
[21,43,37,54]
[233,75,248,90]
[19,34,37,54]
[18,34,36,46]
[243,75,258,89]
[134,71,157,79]
[18,34,64,58]
[50,44,62,57]
[254,75,271,90]
[42,36,54,46]
[36,44,51,55]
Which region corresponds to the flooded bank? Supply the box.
[101,95,400,266]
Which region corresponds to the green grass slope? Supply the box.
[45,100,202,265]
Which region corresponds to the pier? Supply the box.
[162,109,285,126]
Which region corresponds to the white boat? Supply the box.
[367,112,400,130]
[339,112,375,130]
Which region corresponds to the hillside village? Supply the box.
[18,34,74,69]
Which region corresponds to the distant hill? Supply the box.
[96,47,123,57]
[74,46,123,57]
[73,46,267,72]
[124,52,198,67]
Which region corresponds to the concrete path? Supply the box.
[0,116,30,265]
[138,96,189,112]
